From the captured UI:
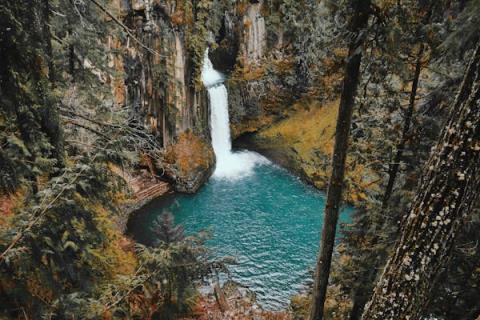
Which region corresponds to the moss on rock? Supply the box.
[164,131,215,193]
[238,99,380,206]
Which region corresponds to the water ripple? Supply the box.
[129,163,352,310]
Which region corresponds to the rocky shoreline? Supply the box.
[182,281,292,320]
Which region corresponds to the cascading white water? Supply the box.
[202,50,267,179]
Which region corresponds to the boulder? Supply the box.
[162,131,215,193]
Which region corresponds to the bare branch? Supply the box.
[86,0,165,57]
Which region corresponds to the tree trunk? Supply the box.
[69,41,75,79]
[42,0,55,84]
[309,2,371,319]
[349,291,370,320]
[382,44,425,208]
[362,44,480,320]
[349,44,426,320]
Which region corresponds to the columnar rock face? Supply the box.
[209,1,270,71]
[242,1,266,64]
[208,0,313,140]
[108,0,212,193]
[124,4,209,147]
[208,1,273,139]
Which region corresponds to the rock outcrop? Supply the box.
[163,131,215,193]
[235,99,382,206]
[208,0,305,140]
[108,0,213,193]
[241,1,266,64]
[123,3,210,147]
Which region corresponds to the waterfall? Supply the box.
[202,51,267,179]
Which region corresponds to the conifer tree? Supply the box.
[309,1,371,319]
[0,1,221,318]
[340,2,448,318]
[0,0,64,193]
[152,211,185,245]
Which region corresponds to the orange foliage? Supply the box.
[231,116,276,139]
[0,189,25,226]
[0,194,15,217]
[237,2,249,15]
[165,131,214,175]
[88,204,138,277]
[235,63,266,81]
[26,277,55,304]
[273,57,295,75]
[258,99,380,205]
[184,293,292,320]
[171,10,186,25]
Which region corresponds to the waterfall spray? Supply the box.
[202,50,267,179]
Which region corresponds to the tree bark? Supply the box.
[42,0,55,84]
[348,45,426,320]
[349,290,370,320]
[382,44,425,208]
[362,44,480,320]
[309,2,371,319]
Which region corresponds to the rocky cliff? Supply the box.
[208,0,327,139]
[107,0,216,193]
[106,0,327,193]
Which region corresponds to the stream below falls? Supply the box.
[128,163,352,310]
[127,51,353,310]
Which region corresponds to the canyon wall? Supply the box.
[107,0,319,192]
[209,0,315,139]
[109,0,214,193]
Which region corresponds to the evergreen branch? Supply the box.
[60,108,123,129]
[103,262,155,311]
[65,139,113,152]
[0,158,96,262]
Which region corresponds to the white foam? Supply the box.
[202,50,268,180]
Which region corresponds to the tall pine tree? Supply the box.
[309,1,371,319]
